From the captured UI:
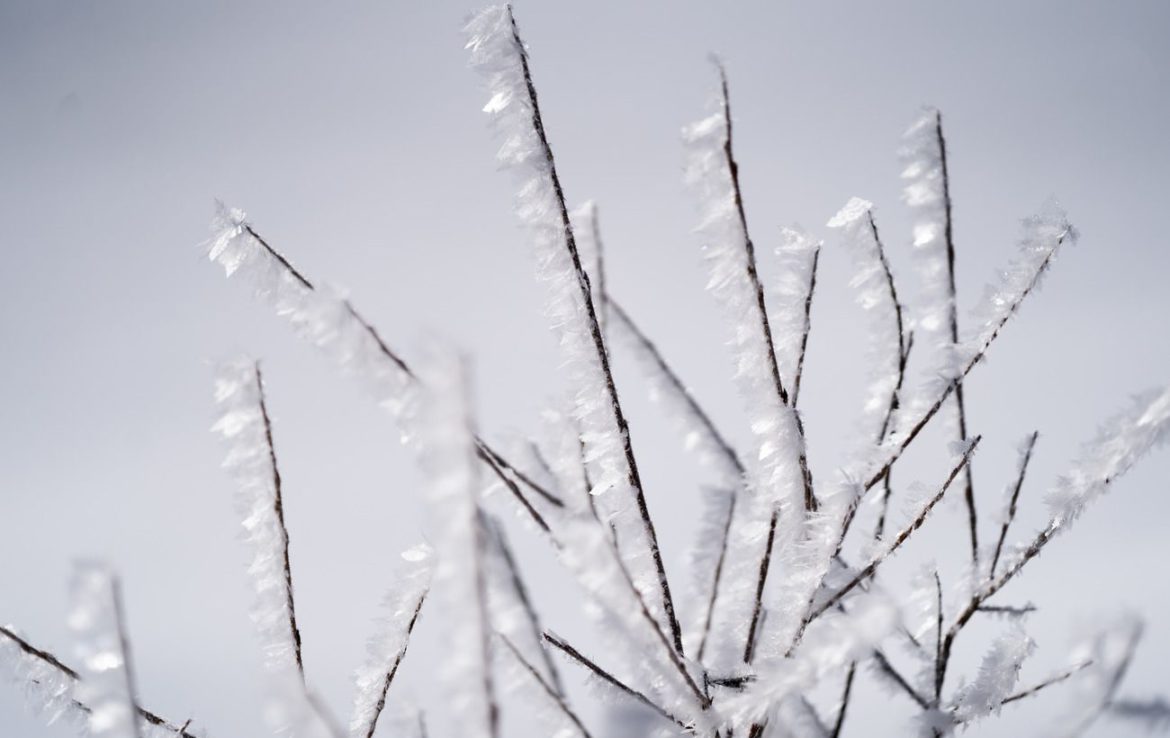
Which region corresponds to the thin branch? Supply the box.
[607,298,745,478]
[808,437,981,624]
[486,516,564,696]
[862,229,1065,493]
[472,512,501,738]
[934,111,979,566]
[235,223,558,531]
[0,625,200,738]
[831,662,857,738]
[499,635,593,738]
[977,604,1037,617]
[507,7,683,654]
[697,488,738,663]
[932,570,944,703]
[990,431,1039,578]
[872,649,931,710]
[792,246,821,409]
[477,441,565,509]
[873,332,914,542]
[109,574,144,738]
[254,362,304,682]
[360,589,428,738]
[715,61,816,512]
[743,507,779,663]
[999,660,1092,706]
[476,446,553,535]
[542,632,687,730]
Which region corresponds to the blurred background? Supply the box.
[2,1,1168,735]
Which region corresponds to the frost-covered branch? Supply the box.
[213,360,304,678]
[413,350,498,738]
[542,631,687,731]
[806,437,981,625]
[484,516,563,696]
[207,209,559,532]
[0,625,198,737]
[497,634,592,738]
[901,109,978,564]
[862,204,1076,493]
[349,546,432,738]
[68,563,142,738]
[990,431,1039,578]
[685,61,816,514]
[466,4,682,654]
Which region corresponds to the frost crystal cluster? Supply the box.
[2,5,1168,738]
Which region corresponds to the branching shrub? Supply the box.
[3,5,1169,738]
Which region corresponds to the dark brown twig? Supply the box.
[499,634,592,738]
[1000,661,1092,706]
[990,432,1039,578]
[807,437,981,625]
[360,589,428,738]
[542,632,688,730]
[932,570,944,704]
[486,516,563,696]
[715,61,816,513]
[792,246,821,409]
[254,362,304,682]
[743,507,779,663]
[506,7,683,655]
[234,224,561,530]
[933,111,979,566]
[697,487,737,663]
[830,663,857,738]
[108,575,144,738]
[862,231,1066,493]
[0,625,199,738]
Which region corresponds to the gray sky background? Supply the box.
[2,1,1168,736]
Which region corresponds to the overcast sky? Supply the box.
[2,1,1168,736]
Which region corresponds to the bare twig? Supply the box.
[543,632,687,730]
[486,516,564,696]
[933,570,944,703]
[831,662,857,738]
[697,488,737,663]
[872,648,931,710]
[507,7,683,654]
[499,635,593,738]
[990,431,1039,578]
[471,512,501,738]
[743,507,779,663]
[1000,661,1092,706]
